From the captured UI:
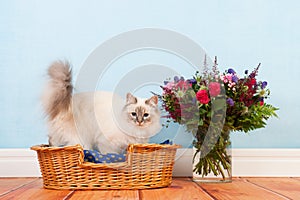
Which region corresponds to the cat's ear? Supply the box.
[126,93,137,104]
[146,95,158,107]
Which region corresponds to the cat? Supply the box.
[41,60,161,154]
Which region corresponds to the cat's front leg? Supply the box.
[94,135,125,154]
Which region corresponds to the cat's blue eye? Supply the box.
[131,112,137,117]
[143,113,149,118]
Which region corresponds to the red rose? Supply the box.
[196,90,210,104]
[208,82,221,97]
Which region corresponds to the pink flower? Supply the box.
[225,74,233,81]
[165,82,175,90]
[176,80,190,91]
[220,75,225,81]
[209,82,221,97]
[196,90,210,104]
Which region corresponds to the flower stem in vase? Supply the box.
[192,128,232,183]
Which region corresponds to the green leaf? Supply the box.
[199,108,206,115]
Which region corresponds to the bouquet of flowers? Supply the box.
[160,58,278,180]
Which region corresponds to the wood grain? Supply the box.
[0,178,73,200]
[246,177,300,199]
[140,178,214,200]
[0,178,38,196]
[70,190,139,200]
[197,178,287,200]
[1,177,299,199]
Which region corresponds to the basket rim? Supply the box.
[30,144,83,151]
[30,143,181,151]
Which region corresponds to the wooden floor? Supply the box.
[0,177,299,200]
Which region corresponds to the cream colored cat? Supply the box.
[42,61,161,153]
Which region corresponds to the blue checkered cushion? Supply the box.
[83,140,173,163]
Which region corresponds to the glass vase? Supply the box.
[192,127,232,183]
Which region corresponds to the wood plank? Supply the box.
[0,178,73,200]
[140,178,214,200]
[70,190,139,200]
[246,177,300,200]
[0,178,38,196]
[1,177,300,199]
[197,178,287,200]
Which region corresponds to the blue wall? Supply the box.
[0,0,299,148]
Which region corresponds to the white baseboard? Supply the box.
[0,149,41,177]
[174,148,300,177]
[0,148,299,177]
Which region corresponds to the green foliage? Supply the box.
[160,64,279,180]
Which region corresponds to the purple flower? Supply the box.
[232,75,239,83]
[226,98,234,106]
[164,81,169,85]
[180,76,185,81]
[174,76,180,82]
[262,81,267,89]
[187,78,197,84]
[228,68,235,74]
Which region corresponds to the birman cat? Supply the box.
[42,61,161,153]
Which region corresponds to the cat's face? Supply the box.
[124,93,160,129]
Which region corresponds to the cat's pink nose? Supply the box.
[137,122,144,126]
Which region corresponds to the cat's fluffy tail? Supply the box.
[42,60,73,120]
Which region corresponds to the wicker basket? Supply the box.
[31,143,180,190]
